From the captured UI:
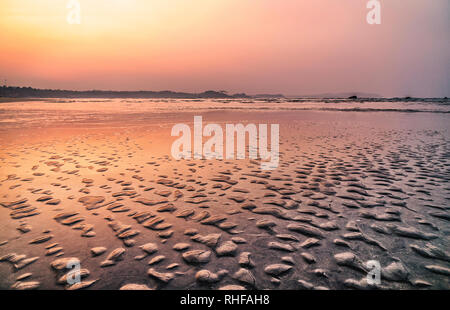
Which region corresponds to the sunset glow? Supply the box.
[0,0,449,96]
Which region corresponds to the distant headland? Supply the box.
[1,86,290,99]
[0,86,259,99]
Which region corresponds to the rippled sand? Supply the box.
[0,99,449,290]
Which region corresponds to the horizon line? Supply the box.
[1,85,449,99]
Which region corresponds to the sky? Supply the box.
[0,0,449,97]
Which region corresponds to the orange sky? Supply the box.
[0,0,448,97]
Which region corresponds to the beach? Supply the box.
[0,98,449,290]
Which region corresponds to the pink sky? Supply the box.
[0,0,448,97]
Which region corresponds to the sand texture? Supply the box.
[0,98,449,290]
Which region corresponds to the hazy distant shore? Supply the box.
[1,86,448,102]
[0,86,251,99]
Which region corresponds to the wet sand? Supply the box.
[0,99,449,290]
